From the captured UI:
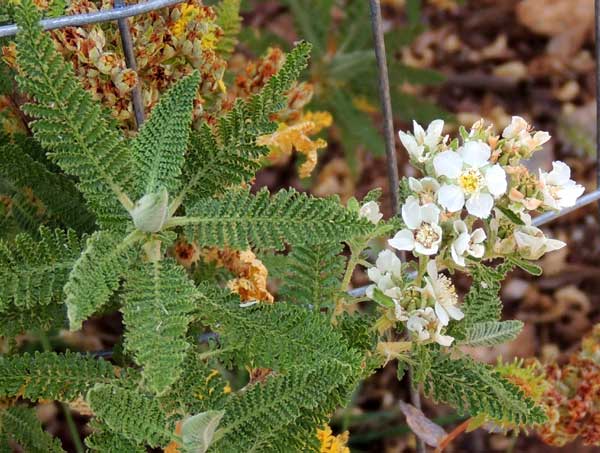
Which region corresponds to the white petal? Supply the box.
[421,177,441,192]
[435,302,450,326]
[401,197,422,229]
[548,161,571,186]
[533,131,550,147]
[367,267,383,284]
[446,305,464,321]
[502,116,529,139]
[466,193,494,218]
[453,219,468,235]
[376,249,400,274]
[471,227,486,243]
[424,119,444,148]
[451,244,466,266]
[359,201,383,224]
[459,141,491,168]
[399,131,422,159]
[420,203,441,224]
[434,332,454,347]
[485,164,507,197]
[408,177,422,192]
[544,238,566,253]
[437,184,465,212]
[469,243,485,258]
[389,229,415,251]
[426,260,438,279]
[453,233,470,255]
[415,242,439,256]
[433,150,462,179]
[556,184,585,208]
[413,120,426,142]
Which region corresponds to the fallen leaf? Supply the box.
[398,401,447,448]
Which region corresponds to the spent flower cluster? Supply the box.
[364,117,584,347]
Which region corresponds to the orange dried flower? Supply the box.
[202,248,274,303]
[539,325,600,446]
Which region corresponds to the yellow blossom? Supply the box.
[201,31,218,50]
[316,425,350,453]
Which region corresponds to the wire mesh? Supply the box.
[0,0,185,38]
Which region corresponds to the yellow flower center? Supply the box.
[459,168,483,194]
[415,224,440,248]
[437,274,458,306]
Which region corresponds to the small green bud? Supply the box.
[130,187,169,233]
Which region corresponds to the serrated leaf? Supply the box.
[461,321,523,347]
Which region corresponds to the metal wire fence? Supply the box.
[1,2,599,445]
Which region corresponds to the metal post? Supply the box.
[594,0,600,211]
[114,0,145,129]
[369,0,400,216]
[368,2,425,453]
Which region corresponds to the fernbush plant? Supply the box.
[0,1,586,451]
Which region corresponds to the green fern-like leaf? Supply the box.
[215,0,242,57]
[461,320,523,347]
[0,227,83,310]
[14,0,134,229]
[177,42,312,206]
[122,260,198,395]
[212,363,357,452]
[181,188,370,250]
[279,242,345,308]
[0,351,116,401]
[194,285,362,371]
[159,350,231,415]
[65,230,140,330]
[131,71,200,196]
[0,406,64,453]
[87,383,174,448]
[85,419,146,453]
[0,301,65,338]
[0,142,95,232]
[424,351,547,426]
[449,261,515,340]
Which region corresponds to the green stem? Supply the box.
[62,404,85,453]
[340,245,362,292]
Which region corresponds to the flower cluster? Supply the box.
[3,0,227,129]
[537,325,600,446]
[364,117,584,347]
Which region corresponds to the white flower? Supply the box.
[408,177,440,205]
[359,201,383,224]
[433,140,507,218]
[406,307,454,346]
[450,220,486,266]
[422,261,464,326]
[398,120,444,163]
[366,249,403,300]
[538,161,585,210]
[388,196,442,255]
[502,116,530,139]
[502,116,551,152]
[514,226,566,260]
